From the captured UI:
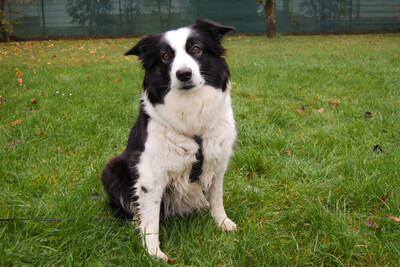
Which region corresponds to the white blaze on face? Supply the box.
[164,27,205,90]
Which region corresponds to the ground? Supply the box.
[0,34,399,265]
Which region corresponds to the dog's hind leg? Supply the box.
[101,154,136,219]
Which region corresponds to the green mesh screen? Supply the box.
[8,0,400,37]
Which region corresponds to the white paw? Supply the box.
[148,247,169,262]
[220,218,237,232]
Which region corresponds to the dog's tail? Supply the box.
[101,154,136,220]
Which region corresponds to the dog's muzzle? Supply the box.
[176,68,195,90]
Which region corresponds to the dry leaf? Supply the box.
[284,150,292,156]
[16,71,24,77]
[364,218,380,229]
[364,112,373,118]
[16,78,24,85]
[31,98,37,104]
[379,194,389,204]
[317,108,324,114]
[11,119,22,126]
[246,172,253,180]
[6,139,22,148]
[384,213,400,222]
[40,129,45,136]
[373,145,385,153]
[105,73,111,78]
[115,77,120,82]
[296,106,306,113]
[329,100,340,105]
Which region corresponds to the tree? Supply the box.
[0,0,37,42]
[66,0,114,35]
[299,0,349,31]
[257,0,276,38]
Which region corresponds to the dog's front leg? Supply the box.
[208,171,237,232]
[136,173,169,262]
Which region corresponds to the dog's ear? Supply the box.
[124,33,162,56]
[193,18,235,42]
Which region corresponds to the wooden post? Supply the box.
[40,0,46,36]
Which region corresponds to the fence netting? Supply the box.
[7,0,400,38]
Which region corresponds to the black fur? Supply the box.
[189,135,203,183]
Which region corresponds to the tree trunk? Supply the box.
[0,0,8,42]
[264,0,276,38]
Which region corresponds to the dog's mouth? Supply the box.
[178,80,204,91]
[181,84,195,90]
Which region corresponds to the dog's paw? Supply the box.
[148,247,169,262]
[220,218,237,232]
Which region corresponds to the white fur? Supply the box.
[134,27,236,261]
[164,28,205,91]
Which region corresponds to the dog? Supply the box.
[101,18,237,261]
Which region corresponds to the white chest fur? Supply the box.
[137,85,236,215]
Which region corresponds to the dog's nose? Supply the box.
[176,68,192,82]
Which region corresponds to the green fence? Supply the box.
[7,0,400,38]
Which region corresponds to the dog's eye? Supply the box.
[162,52,170,61]
[192,46,201,54]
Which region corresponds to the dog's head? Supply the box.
[125,18,235,104]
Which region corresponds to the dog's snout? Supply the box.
[176,68,192,82]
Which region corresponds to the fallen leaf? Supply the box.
[317,108,324,114]
[384,213,400,222]
[379,194,389,204]
[396,100,400,104]
[246,172,253,180]
[296,106,306,113]
[364,112,373,118]
[6,139,22,148]
[105,73,111,78]
[24,86,30,90]
[0,97,2,105]
[115,77,120,82]
[373,145,385,153]
[364,218,380,229]
[329,100,340,105]
[40,129,45,136]
[31,98,37,104]
[284,150,292,156]
[32,69,37,75]
[16,78,24,85]
[16,71,24,77]
[11,119,22,126]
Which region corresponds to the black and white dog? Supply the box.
[101,18,236,261]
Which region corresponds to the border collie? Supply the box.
[101,18,236,261]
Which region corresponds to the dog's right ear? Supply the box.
[124,33,162,57]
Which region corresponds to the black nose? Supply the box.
[176,68,192,82]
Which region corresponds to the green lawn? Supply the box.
[1,34,399,266]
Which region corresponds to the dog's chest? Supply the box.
[143,112,235,188]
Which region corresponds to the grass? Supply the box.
[1,33,400,266]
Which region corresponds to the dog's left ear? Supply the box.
[193,18,235,42]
